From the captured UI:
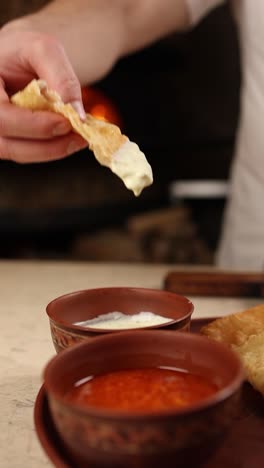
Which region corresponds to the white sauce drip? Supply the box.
[75,311,171,330]
[111,140,153,196]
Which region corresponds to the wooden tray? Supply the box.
[164,271,264,297]
[34,319,264,468]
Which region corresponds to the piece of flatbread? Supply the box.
[11,79,153,196]
[234,332,264,395]
[201,304,264,395]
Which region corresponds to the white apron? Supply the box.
[187,0,264,270]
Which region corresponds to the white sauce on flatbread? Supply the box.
[111,141,153,196]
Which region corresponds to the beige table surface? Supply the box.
[0,260,262,468]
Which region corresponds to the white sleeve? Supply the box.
[186,0,225,26]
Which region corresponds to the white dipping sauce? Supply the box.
[111,141,153,196]
[74,311,172,330]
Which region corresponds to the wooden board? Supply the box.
[164,271,264,297]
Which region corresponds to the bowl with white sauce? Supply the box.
[46,287,194,353]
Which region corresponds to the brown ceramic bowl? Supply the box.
[43,330,244,468]
[46,287,194,352]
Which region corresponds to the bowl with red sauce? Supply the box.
[46,287,194,352]
[43,330,244,467]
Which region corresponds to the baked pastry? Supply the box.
[11,79,153,196]
[201,304,264,394]
[235,331,264,395]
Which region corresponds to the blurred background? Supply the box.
[0,1,240,264]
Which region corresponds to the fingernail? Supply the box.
[67,140,85,155]
[53,121,71,136]
[71,100,86,121]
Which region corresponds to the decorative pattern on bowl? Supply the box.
[46,287,194,353]
[50,321,93,353]
[50,317,191,353]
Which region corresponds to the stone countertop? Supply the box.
[0,260,262,468]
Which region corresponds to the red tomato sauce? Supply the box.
[66,368,218,412]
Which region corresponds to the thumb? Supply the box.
[25,34,86,120]
[70,100,87,121]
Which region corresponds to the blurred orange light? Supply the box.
[81,86,122,128]
[90,104,114,123]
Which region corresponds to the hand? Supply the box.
[0,27,87,163]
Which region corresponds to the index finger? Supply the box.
[0,101,72,139]
[0,77,9,104]
[0,76,72,139]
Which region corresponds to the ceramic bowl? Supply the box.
[43,330,244,468]
[46,287,194,352]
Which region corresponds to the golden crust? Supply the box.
[201,304,264,347]
[234,332,264,395]
[11,79,127,166]
[201,304,264,395]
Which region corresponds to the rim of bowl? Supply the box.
[46,287,194,333]
[43,330,245,420]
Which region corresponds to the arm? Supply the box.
[0,0,190,163]
[4,0,190,85]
